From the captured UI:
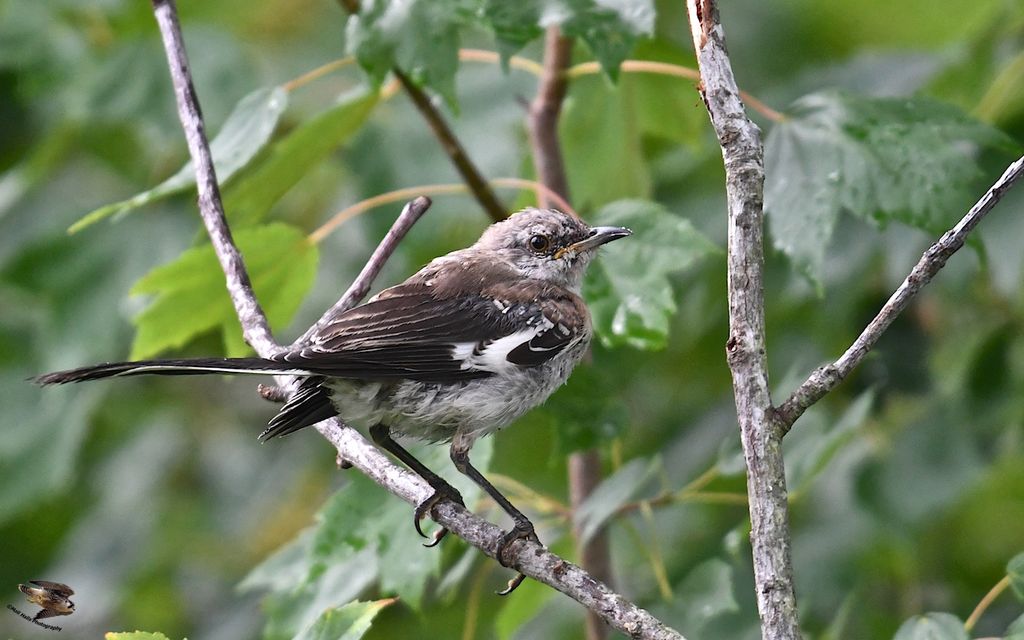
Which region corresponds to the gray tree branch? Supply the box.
[775,154,1024,432]
[150,1,681,637]
[685,1,802,638]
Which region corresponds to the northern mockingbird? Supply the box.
[37,207,630,592]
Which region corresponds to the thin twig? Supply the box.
[392,68,507,222]
[528,28,574,205]
[568,60,785,123]
[964,575,1011,632]
[685,1,802,638]
[309,179,576,244]
[151,2,682,636]
[776,154,1024,432]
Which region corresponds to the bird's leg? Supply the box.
[368,423,464,546]
[449,437,540,595]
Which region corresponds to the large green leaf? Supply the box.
[765,91,1016,283]
[222,87,379,227]
[293,599,394,640]
[130,223,318,358]
[892,613,968,640]
[584,199,720,350]
[71,86,289,232]
[105,633,172,640]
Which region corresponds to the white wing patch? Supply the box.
[453,316,555,374]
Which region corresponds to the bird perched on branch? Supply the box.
[37,207,630,593]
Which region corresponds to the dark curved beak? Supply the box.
[559,226,631,258]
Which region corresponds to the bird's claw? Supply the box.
[494,520,541,595]
[413,485,465,543]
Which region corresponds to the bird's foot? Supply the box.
[414,483,465,547]
[495,519,541,596]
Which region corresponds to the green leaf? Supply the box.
[1007,612,1024,636]
[574,456,661,545]
[765,90,1016,283]
[673,559,739,635]
[561,75,653,209]
[222,87,379,228]
[293,599,394,640]
[71,86,289,233]
[130,223,318,358]
[1008,551,1024,600]
[104,633,172,640]
[584,199,720,350]
[892,613,968,640]
[345,0,467,107]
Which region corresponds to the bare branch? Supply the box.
[392,69,507,223]
[151,0,277,357]
[685,1,802,638]
[776,154,1024,431]
[528,28,574,207]
[151,2,683,636]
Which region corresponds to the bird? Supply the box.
[18,581,75,621]
[36,207,630,593]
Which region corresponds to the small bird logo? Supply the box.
[18,581,75,621]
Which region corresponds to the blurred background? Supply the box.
[1,0,1023,638]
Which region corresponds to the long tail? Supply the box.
[35,357,312,385]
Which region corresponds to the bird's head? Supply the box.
[476,208,631,290]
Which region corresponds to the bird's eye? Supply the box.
[528,234,550,253]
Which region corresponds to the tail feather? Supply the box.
[35,357,312,385]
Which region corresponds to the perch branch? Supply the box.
[775,154,1024,431]
[685,1,802,638]
[151,1,682,637]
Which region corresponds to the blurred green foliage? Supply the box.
[2,1,1024,639]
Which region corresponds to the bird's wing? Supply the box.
[34,608,62,620]
[30,581,73,596]
[273,283,580,382]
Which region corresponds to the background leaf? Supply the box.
[1008,551,1024,600]
[765,91,1016,283]
[130,223,318,358]
[892,613,968,640]
[71,87,289,232]
[584,199,720,350]
[293,599,394,640]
